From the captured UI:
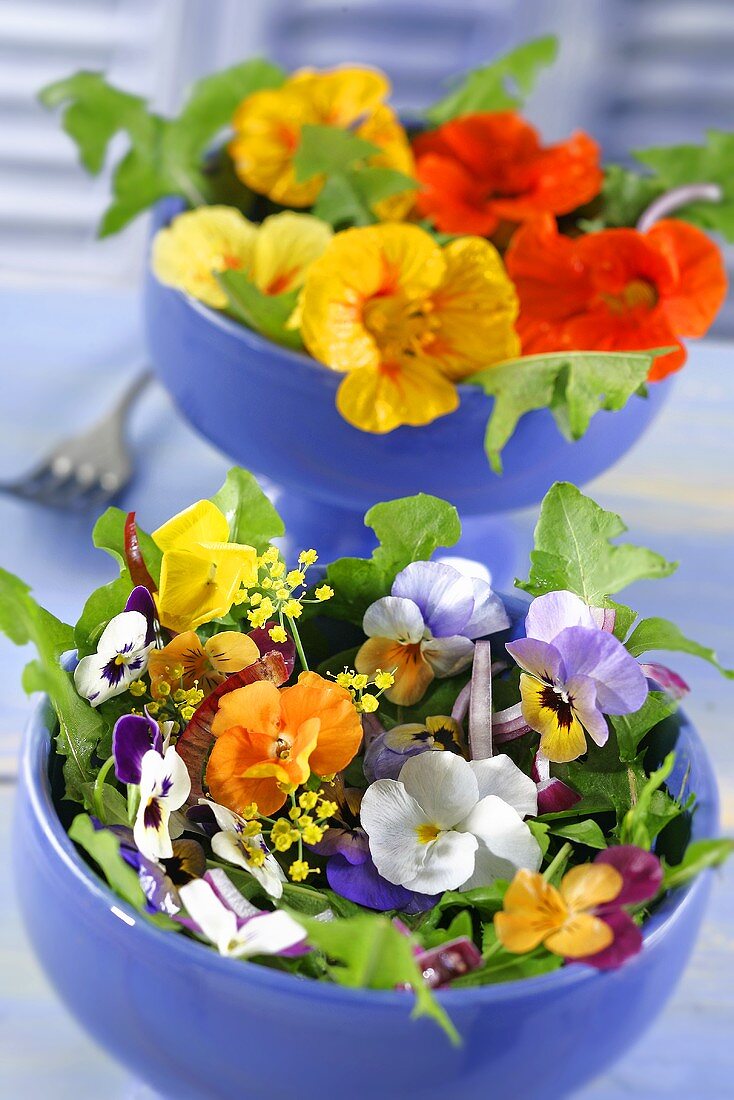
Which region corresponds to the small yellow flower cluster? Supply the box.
[332,667,395,713]
[235,547,334,642]
[136,670,204,724]
[253,787,341,882]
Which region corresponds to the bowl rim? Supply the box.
[20,691,718,1010]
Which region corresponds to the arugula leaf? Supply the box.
[663,838,734,890]
[325,494,461,623]
[74,574,132,658]
[0,568,106,803]
[41,61,285,235]
[634,131,734,240]
[517,482,677,603]
[313,166,417,228]
[610,691,679,763]
[619,752,678,849]
[211,467,285,552]
[549,819,608,849]
[293,124,379,182]
[92,507,162,581]
[551,735,646,823]
[426,36,558,124]
[469,350,657,474]
[626,617,734,679]
[217,271,303,350]
[297,913,459,1043]
[69,813,145,908]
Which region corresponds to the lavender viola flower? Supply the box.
[364,715,465,782]
[506,591,648,764]
[356,560,509,706]
[74,609,153,706]
[178,869,307,959]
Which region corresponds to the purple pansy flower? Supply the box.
[577,846,663,970]
[125,585,158,645]
[323,827,440,914]
[112,712,162,784]
[356,560,509,707]
[506,590,648,763]
[74,609,153,707]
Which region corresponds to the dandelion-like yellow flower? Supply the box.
[151,206,332,308]
[299,223,520,433]
[229,67,414,216]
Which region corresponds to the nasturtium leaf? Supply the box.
[516,482,677,604]
[93,506,162,582]
[549,819,608,849]
[0,568,105,803]
[41,60,285,235]
[425,35,558,124]
[634,131,734,241]
[211,467,285,552]
[663,838,734,891]
[69,813,146,909]
[626,617,734,679]
[313,165,417,228]
[293,125,379,182]
[579,164,664,231]
[217,271,303,350]
[325,494,461,623]
[610,691,679,763]
[297,913,459,1043]
[469,350,657,474]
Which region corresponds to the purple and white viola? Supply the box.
[178,869,307,959]
[506,590,648,764]
[197,797,286,900]
[74,608,153,706]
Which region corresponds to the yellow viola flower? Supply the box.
[148,630,260,696]
[229,66,414,212]
[151,207,332,309]
[494,865,622,959]
[299,223,520,433]
[151,206,257,308]
[153,500,258,633]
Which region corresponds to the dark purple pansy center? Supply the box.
[143,798,163,830]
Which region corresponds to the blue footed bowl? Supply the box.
[143,200,671,564]
[14,695,717,1100]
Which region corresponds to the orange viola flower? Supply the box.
[148,630,260,697]
[506,214,727,380]
[205,672,362,816]
[412,111,602,236]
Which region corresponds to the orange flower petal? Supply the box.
[560,863,624,912]
[205,726,287,816]
[280,672,362,777]
[545,913,615,958]
[494,868,567,953]
[356,637,435,707]
[211,680,283,739]
[647,218,728,340]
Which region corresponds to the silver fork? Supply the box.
[0,370,153,511]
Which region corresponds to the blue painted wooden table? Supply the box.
[0,287,731,1098]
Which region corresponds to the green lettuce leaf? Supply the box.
[469,349,658,474]
[297,913,459,1043]
[217,271,303,350]
[610,691,679,763]
[517,482,677,603]
[425,36,558,124]
[211,467,285,552]
[40,61,285,235]
[548,819,608,849]
[325,494,461,623]
[663,838,734,890]
[634,131,734,240]
[626,616,734,679]
[293,124,379,181]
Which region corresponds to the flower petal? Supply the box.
[545,912,615,958]
[356,636,434,707]
[494,869,567,952]
[594,845,663,906]
[406,830,478,894]
[524,590,596,643]
[506,637,564,683]
[178,877,239,950]
[251,211,333,294]
[458,795,542,889]
[577,908,643,969]
[326,851,436,912]
[112,712,162,785]
[421,634,475,678]
[469,755,538,818]
[362,595,425,642]
[96,609,149,661]
[360,778,429,887]
[398,751,479,829]
[552,626,648,714]
[461,578,510,639]
[560,863,624,912]
[564,674,610,748]
[520,673,588,763]
[392,561,474,637]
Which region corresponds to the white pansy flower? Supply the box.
[360,751,541,895]
[179,875,306,959]
[134,746,191,861]
[74,610,152,707]
[199,798,286,900]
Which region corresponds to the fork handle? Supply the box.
[114,369,154,417]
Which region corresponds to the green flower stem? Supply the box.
[127,783,140,825]
[287,615,309,672]
[543,842,573,884]
[93,755,115,821]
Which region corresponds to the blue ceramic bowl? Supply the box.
[14,694,716,1100]
[144,200,671,560]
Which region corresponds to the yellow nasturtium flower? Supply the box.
[228,67,415,216]
[151,206,332,309]
[299,223,520,433]
[153,500,258,633]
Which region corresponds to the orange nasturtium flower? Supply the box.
[507,214,727,381]
[148,630,260,696]
[229,67,414,217]
[495,864,623,958]
[151,206,332,309]
[412,112,602,237]
[205,672,363,816]
[153,500,258,634]
[298,223,520,433]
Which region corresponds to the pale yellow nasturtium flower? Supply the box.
[151,206,332,309]
[153,500,257,633]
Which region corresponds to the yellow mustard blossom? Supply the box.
[269,625,288,644]
[299,224,520,433]
[316,799,338,820]
[299,549,318,566]
[151,206,332,308]
[374,670,395,691]
[289,859,315,882]
[229,67,415,216]
[128,679,147,698]
[358,693,379,713]
[153,499,257,633]
[298,791,319,811]
[315,585,334,602]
